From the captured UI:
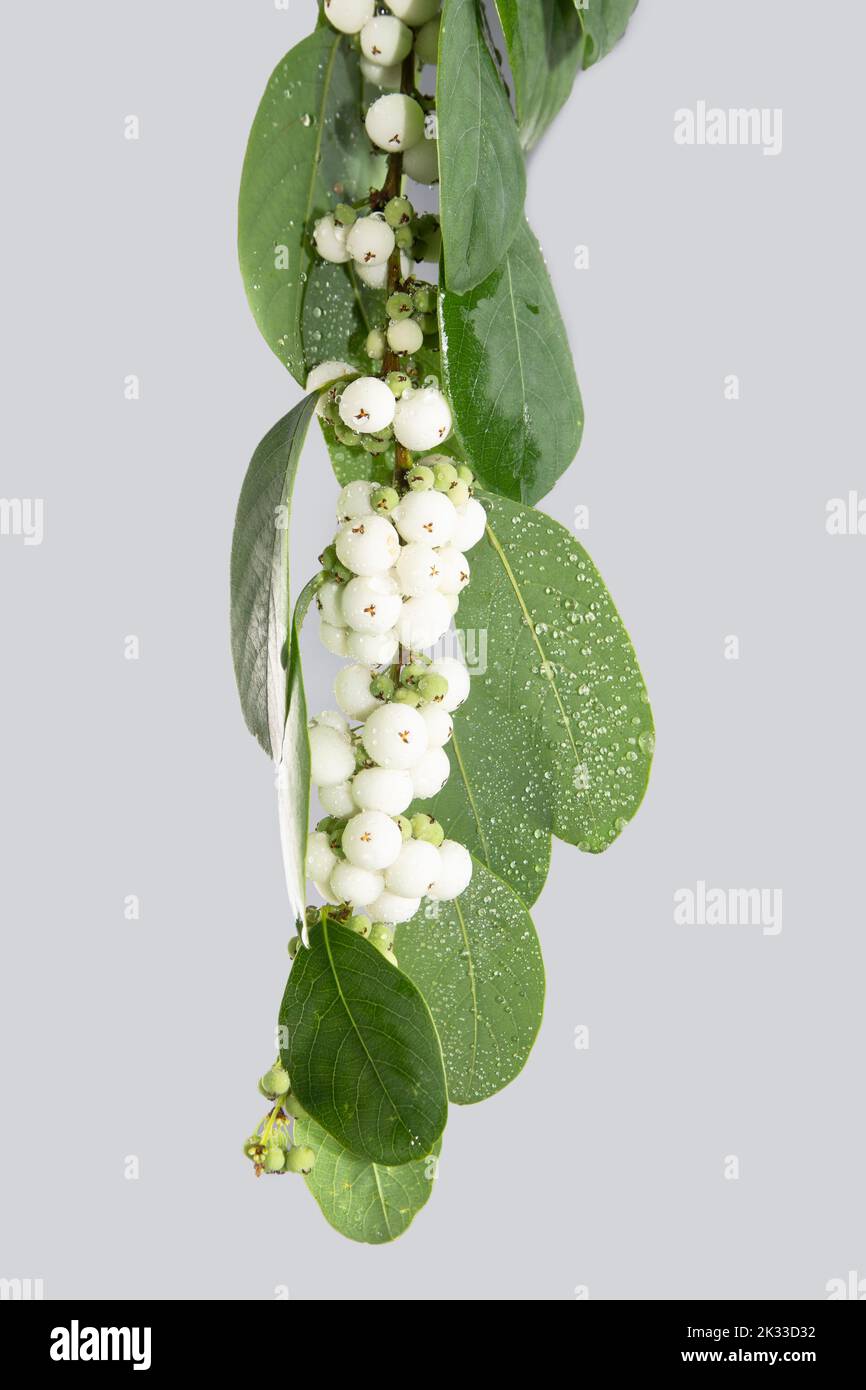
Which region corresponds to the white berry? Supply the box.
[396,592,453,650]
[360,15,413,65]
[330,860,384,909]
[355,250,412,288]
[362,703,429,770]
[318,780,357,818]
[310,709,351,739]
[384,0,439,25]
[334,663,379,720]
[414,15,440,65]
[309,724,356,787]
[306,830,337,883]
[427,656,471,711]
[307,361,355,412]
[342,574,403,633]
[336,514,400,576]
[410,745,451,798]
[419,701,453,748]
[338,376,396,434]
[367,889,421,925]
[346,214,395,268]
[336,479,376,522]
[427,839,473,901]
[452,497,487,550]
[403,138,439,185]
[387,318,424,355]
[393,386,452,450]
[313,214,351,264]
[365,94,425,153]
[385,840,442,898]
[434,545,470,594]
[395,541,443,597]
[352,766,414,816]
[393,489,456,546]
[314,876,343,906]
[347,628,399,665]
[319,621,350,657]
[323,0,375,35]
[342,811,403,871]
[360,56,401,89]
[443,593,459,616]
[317,578,345,627]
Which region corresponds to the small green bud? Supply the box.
[418,672,449,703]
[413,284,435,313]
[371,485,399,514]
[319,392,341,425]
[457,464,475,486]
[264,1145,286,1173]
[243,1135,264,1159]
[361,435,390,456]
[365,327,386,361]
[346,914,372,937]
[369,923,394,951]
[305,905,321,928]
[411,812,434,836]
[386,291,414,319]
[333,202,357,228]
[286,1145,316,1175]
[433,461,459,492]
[262,1065,291,1098]
[393,686,421,707]
[396,814,413,841]
[415,816,445,847]
[400,660,429,686]
[384,195,414,229]
[448,479,471,508]
[334,420,359,447]
[370,673,396,700]
[407,465,434,491]
[288,935,301,959]
[386,370,411,398]
[283,1091,310,1120]
[395,225,415,251]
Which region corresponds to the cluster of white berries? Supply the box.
[324,1,441,144]
[304,469,486,945]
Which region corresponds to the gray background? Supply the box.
[1,0,863,1300]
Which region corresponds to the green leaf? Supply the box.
[230,395,318,759]
[493,0,584,150]
[460,492,654,851]
[320,420,393,489]
[396,859,545,1105]
[438,0,526,294]
[301,261,382,376]
[275,581,315,927]
[576,0,639,68]
[238,28,384,383]
[280,918,448,1166]
[295,1116,440,1245]
[439,217,583,505]
[424,702,551,907]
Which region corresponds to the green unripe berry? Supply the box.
[413,284,435,313]
[448,479,471,508]
[243,1135,264,1159]
[319,393,341,426]
[395,225,415,251]
[417,818,445,847]
[334,421,359,447]
[333,203,357,228]
[417,313,438,336]
[346,914,372,937]
[262,1065,291,1098]
[400,660,429,686]
[370,672,396,700]
[305,905,321,927]
[433,461,459,492]
[407,465,434,491]
[371,485,399,514]
[393,686,421,707]
[457,464,475,486]
[264,1145,286,1172]
[384,196,414,229]
[369,923,394,951]
[396,814,413,841]
[386,370,411,398]
[411,812,434,836]
[361,433,391,456]
[318,543,338,572]
[288,935,301,959]
[286,1145,316,1175]
[365,328,386,361]
[386,291,414,319]
[283,1090,310,1120]
[418,672,449,703]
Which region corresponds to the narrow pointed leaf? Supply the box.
[493,0,584,150]
[296,1116,440,1245]
[280,919,448,1166]
[396,859,545,1105]
[439,217,583,505]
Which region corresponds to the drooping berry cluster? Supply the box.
[243,1064,315,1178]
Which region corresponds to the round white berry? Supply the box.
[393,489,456,546]
[309,724,356,787]
[306,830,337,883]
[323,0,375,35]
[452,496,487,550]
[313,214,351,264]
[414,15,440,65]
[346,213,395,268]
[419,701,453,748]
[387,317,424,355]
[310,709,351,739]
[316,578,345,627]
[336,515,400,576]
[367,890,421,925]
[347,628,399,665]
[338,376,396,434]
[342,574,403,633]
[352,766,414,816]
[443,593,459,616]
[393,386,452,451]
[307,361,356,412]
[384,0,439,25]
[362,702,429,770]
[426,656,471,712]
[335,663,380,721]
[365,94,425,153]
[395,540,443,597]
[360,56,401,89]
[355,250,412,288]
[318,780,357,818]
[385,840,441,898]
[360,15,413,65]
[342,810,403,871]
[336,478,376,523]
[434,545,470,595]
[403,137,439,185]
[314,876,343,906]
[396,592,453,650]
[319,621,350,657]
[330,860,384,909]
[427,839,473,901]
[410,745,451,798]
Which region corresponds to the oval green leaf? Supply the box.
[396,859,545,1105]
[493,0,584,150]
[439,217,583,505]
[280,918,448,1167]
[576,0,639,68]
[295,1116,440,1245]
[438,0,526,294]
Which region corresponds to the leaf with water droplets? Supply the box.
[295,1116,440,1245]
[280,918,448,1167]
[396,859,544,1105]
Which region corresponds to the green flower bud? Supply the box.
[286,1145,316,1175]
[264,1145,286,1173]
[395,225,415,251]
[262,1065,291,1098]
[457,464,475,486]
[361,433,391,456]
[418,672,449,703]
[413,284,435,314]
[365,328,386,361]
[371,485,399,514]
[433,461,459,492]
[243,1135,264,1159]
[386,370,411,398]
[386,291,414,319]
[369,923,394,951]
[384,196,414,229]
[346,914,372,937]
[320,392,341,425]
[396,814,413,841]
[333,203,357,228]
[370,672,396,700]
[393,686,421,707]
[448,479,471,508]
[334,421,360,447]
[401,659,430,685]
[407,465,434,491]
